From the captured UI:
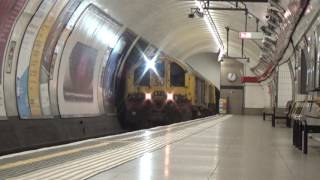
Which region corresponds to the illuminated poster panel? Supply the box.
[48,2,92,116]
[102,29,137,107]
[63,42,98,102]
[57,5,121,117]
[16,0,57,119]
[3,0,42,117]
[28,0,78,118]
[0,0,27,119]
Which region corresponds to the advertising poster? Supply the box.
[48,2,92,116]
[28,0,72,117]
[219,98,228,114]
[63,42,98,102]
[102,29,137,106]
[16,0,57,119]
[58,5,121,117]
[3,0,43,117]
[0,0,27,119]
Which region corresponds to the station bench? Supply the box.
[292,101,320,154]
[262,108,273,121]
[263,101,292,128]
[275,101,293,128]
[293,116,320,154]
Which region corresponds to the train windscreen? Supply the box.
[170,62,185,87]
[150,60,164,86]
[134,65,150,86]
[156,61,165,78]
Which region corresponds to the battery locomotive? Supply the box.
[123,51,219,129]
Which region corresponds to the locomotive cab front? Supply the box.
[124,52,192,129]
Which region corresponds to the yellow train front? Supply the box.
[123,52,219,129]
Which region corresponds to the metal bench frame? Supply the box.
[293,119,320,154]
[263,110,290,128]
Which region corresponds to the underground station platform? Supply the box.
[1,0,320,179]
[0,115,319,180]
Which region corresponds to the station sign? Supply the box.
[239,32,263,40]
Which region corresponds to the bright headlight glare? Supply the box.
[145,93,152,100]
[167,92,174,101]
[143,54,158,72]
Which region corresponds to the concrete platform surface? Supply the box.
[0,115,320,180]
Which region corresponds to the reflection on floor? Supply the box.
[1,115,320,180]
[90,115,320,180]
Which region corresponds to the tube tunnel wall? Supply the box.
[0,1,130,154]
[0,0,223,155]
[0,0,191,154]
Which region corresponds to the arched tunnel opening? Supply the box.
[2,0,320,179]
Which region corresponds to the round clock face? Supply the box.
[227,72,237,82]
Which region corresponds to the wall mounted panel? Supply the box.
[0,0,28,119]
[3,0,42,118]
[57,5,121,117]
[49,1,93,117]
[16,0,57,119]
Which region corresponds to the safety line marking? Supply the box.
[7,115,232,180]
[0,115,218,161]
[0,119,201,172]
[0,142,110,171]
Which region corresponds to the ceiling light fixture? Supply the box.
[194,0,225,60]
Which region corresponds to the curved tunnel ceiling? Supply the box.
[96,0,268,64]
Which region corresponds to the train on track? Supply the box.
[118,45,219,129]
[0,2,220,124]
[0,1,220,154]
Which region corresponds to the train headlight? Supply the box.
[167,92,174,101]
[145,58,156,72]
[143,54,158,74]
[145,93,152,100]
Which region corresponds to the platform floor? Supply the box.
[1,115,320,180]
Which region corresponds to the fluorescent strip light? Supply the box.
[195,0,224,54]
